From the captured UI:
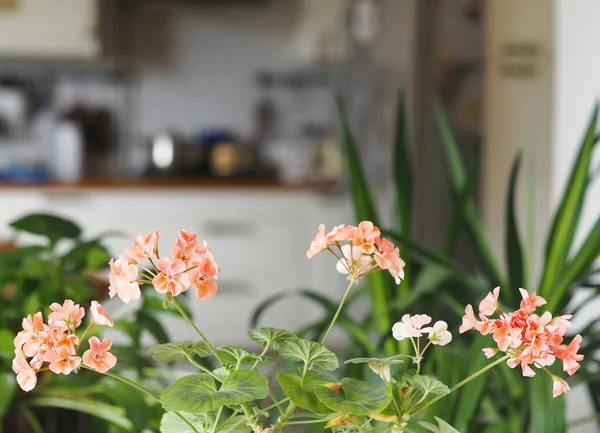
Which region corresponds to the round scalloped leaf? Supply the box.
[277,338,339,371]
[147,341,213,363]
[248,328,296,349]
[217,346,273,366]
[160,370,269,413]
[160,412,205,433]
[277,370,338,415]
[315,377,392,416]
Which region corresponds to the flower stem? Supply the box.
[321,281,355,345]
[412,354,510,415]
[172,297,223,364]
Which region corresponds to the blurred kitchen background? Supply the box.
[0,0,599,431]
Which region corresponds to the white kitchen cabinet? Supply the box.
[0,186,355,347]
[0,0,99,58]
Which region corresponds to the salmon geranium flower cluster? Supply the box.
[13,300,115,392]
[108,229,220,303]
[307,221,405,284]
[460,287,583,397]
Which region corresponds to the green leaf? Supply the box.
[451,337,490,431]
[335,96,380,225]
[29,397,133,430]
[218,415,252,433]
[336,96,393,338]
[160,412,204,433]
[10,213,82,242]
[409,375,450,398]
[160,370,269,413]
[98,378,151,432]
[217,346,272,366]
[277,338,339,371]
[393,90,413,289]
[434,100,504,287]
[554,215,600,311]
[383,230,486,295]
[529,371,566,433]
[0,372,15,420]
[0,328,14,359]
[442,139,480,257]
[248,327,296,349]
[539,104,599,309]
[147,341,213,363]
[277,370,337,414]
[505,152,525,304]
[344,355,405,366]
[314,377,392,416]
[419,417,460,433]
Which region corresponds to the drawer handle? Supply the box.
[204,221,257,237]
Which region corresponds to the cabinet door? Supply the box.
[0,0,99,58]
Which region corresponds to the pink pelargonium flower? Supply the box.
[307,224,329,259]
[349,221,381,254]
[459,304,478,334]
[554,334,584,376]
[427,321,452,346]
[552,376,571,398]
[374,237,405,284]
[90,301,114,327]
[152,257,190,297]
[14,312,45,357]
[47,345,81,375]
[188,256,219,300]
[12,355,37,392]
[462,286,584,397]
[82,337,117,373]
[335,244,373,281]
[126,230,160,261]
[108,257,141,304]
[392,314,432,340]
[479,286,500,316]
[48,300,85,330]
[519,288,547,314]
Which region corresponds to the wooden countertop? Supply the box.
[0,178,339,192]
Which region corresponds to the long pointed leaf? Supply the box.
[335,96,380,225]
[383,230,487,294]
[539,104,599,307]
[551,215,600,312]
[529,373,566,433]
[505,152,525,307]
[29,397,133,430]
[434,100,504,287]
[336,96,390,337]
[393,90,413,292]
[442,140,480,256]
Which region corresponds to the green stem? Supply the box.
[285,417,336,426]
[252,343,271,370]
[242,403,261,431]
[321,281,355,345]
[256,397,290,417]
[211,407,224,433]
[172,297,223,364]
[413,354,510,415]
[185,354,222,382]
[89,368,201,433]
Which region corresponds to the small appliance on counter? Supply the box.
[145,130,204,178]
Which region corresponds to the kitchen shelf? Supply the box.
[0,178,339,192]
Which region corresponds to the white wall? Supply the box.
[552,2,600,431]
[484,1,600,431]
